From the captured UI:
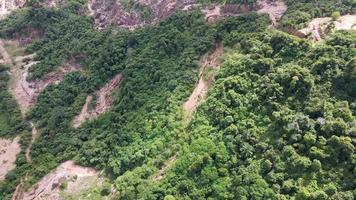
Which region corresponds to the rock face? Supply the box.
[0,0,26,18]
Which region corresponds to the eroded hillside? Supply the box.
[0,0,355,200]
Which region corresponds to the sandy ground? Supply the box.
[0,136,21,180]
[299,15,356,43]
[25,123,37,163]
[18,161,100,200]
[73,73,123,128]
[183,42,223,115]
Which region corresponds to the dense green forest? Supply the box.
[0,0,355,199]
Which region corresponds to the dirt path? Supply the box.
[25,123,37,163]
[153,155,177,181]
[73,73,123,128]
[183,42,223,115]
[299,15,356,43]
[19,161,100,200]
[0,136,21,180]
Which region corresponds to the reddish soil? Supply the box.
[73,73,123,128]
[183,42,223,115]
[0,136,21,180]
[19,161,100,200]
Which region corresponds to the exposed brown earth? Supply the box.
[0,136,21,180]
[73,73,123,128]
[2,0,287,30]
[183,42,223,115]
[299,15,356,43]
[18,161,100,200]
[0,0,26,19]
[6,45,82,114]
[88,0,195,29]
[201,0,287,25]
[256,0,287,27]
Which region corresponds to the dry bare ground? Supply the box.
[0,136,21,180]
[5,43,81,114]
[88,0,195,29]
[16,161,100,200]
[256,0,287,27]
[0,0,26,19]
[183,42,223,115]
[201,0,287,25]
[73,73,123,128]
[299,15,356,43]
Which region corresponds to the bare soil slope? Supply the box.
[20,161,100,200]
[299,15,356,43]
[0,0,26,19]
[5,42,81,114]
[201,0,287,25]
[73,73,123,127]
[0,136,21,180]
[183,42,223,115]
[88,0,195,29]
